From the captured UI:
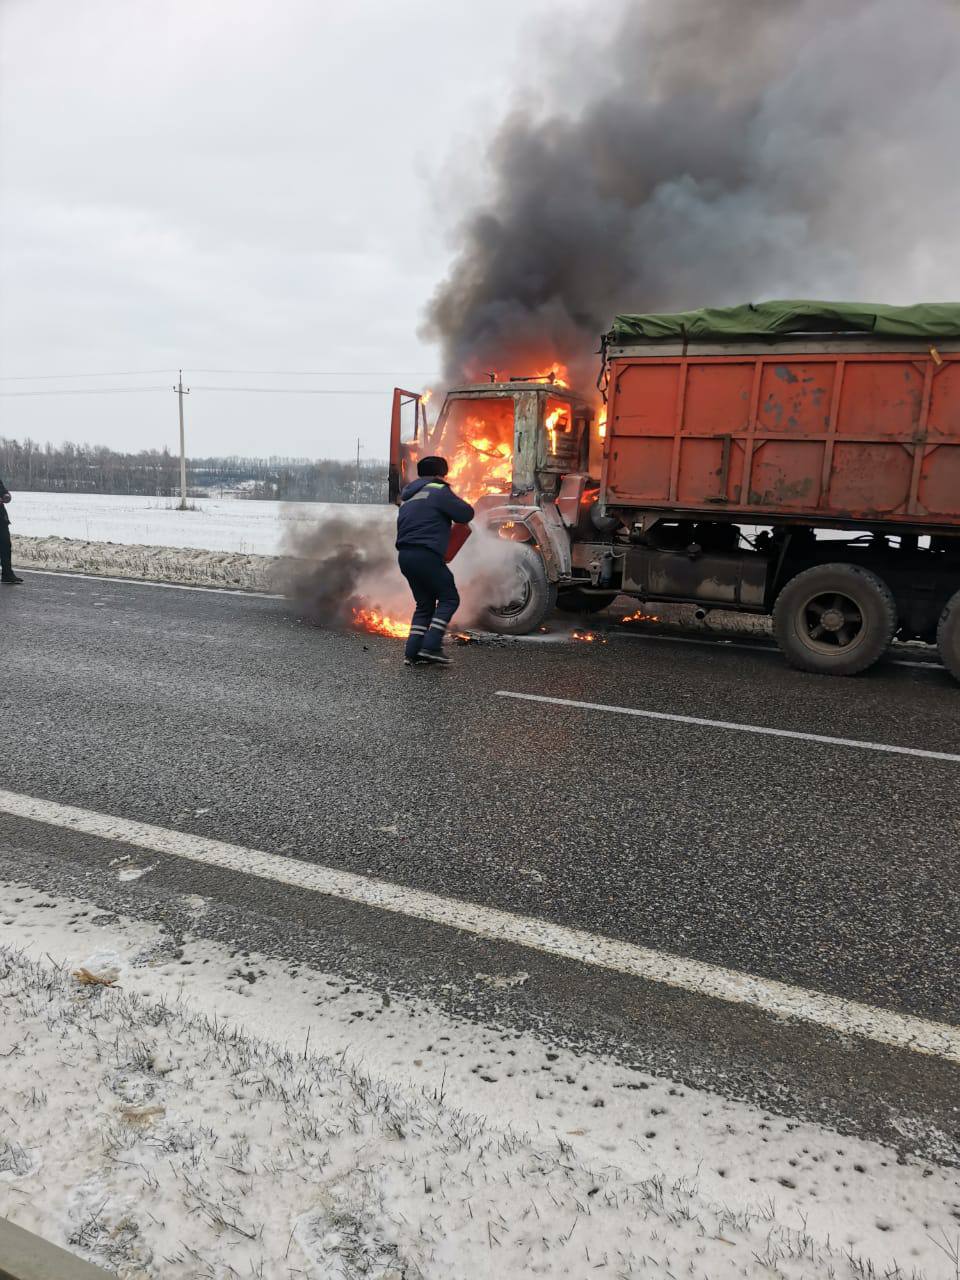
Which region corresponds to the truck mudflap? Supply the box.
[480,499,572,582]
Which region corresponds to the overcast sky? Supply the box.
[0,0,574,460]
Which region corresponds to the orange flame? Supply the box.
[444,416,513,504]
[545,404,564,455]
[352,607,410,639]
[572,629,608,644]
[619,609,661,624]
[533,362,570,387]
[598,408,607,440]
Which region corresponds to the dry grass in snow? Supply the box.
[1,945,954,1279]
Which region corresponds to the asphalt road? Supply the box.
[2,571,959,1161]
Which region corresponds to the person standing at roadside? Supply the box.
[396,455,473,665]
[0,477,23,584]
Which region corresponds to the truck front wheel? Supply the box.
[481,544,557,635]
[772,563,897,676]
[936,588,960,682]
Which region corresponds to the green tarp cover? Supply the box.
[608,300,960,344]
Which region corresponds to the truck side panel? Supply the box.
[602,352,960,527]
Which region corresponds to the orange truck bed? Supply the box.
[602,343,960,528]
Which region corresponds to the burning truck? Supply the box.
[389,299,960,681]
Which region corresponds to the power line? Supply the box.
[0,368,438,381]
[0,370,175,382]
[190,386,392,394]
[0,385,407,397]
[0,386,172,396]
[188,369,439,377]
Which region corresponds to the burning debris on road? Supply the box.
[350,607,410,640]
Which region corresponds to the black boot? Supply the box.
[1,572,23,584]
[419,650,452,666]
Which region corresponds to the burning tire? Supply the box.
[556,588,619,615]
[772,562,897,676]
[936,587,960,682]
[481,544,557,635]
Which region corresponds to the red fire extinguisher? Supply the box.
[445,523,472,563]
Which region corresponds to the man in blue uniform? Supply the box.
[396,456,473,665]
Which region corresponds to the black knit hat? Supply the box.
[417,455,449,477]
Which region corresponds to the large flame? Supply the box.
[440,404,515,505]
[352,607,410,639]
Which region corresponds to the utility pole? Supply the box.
[173,370,191,510]
[355,437,361,503]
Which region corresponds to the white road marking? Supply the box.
[19,568,283,599]
[496,690,960,763]
[1,786,958,1065]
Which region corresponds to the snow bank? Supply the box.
[13,535,281,591]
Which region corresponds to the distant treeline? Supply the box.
[0,437,389,503]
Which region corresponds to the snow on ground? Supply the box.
[1,884,957,1278]
[8,492,386,556]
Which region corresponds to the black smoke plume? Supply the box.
[424,0,960,388]
[280,512,402,626]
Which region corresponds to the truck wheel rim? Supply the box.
[799,590,865,652]
[489,571,532,618]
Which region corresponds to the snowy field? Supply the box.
[1,886,957,1279]
[7,491,385,556]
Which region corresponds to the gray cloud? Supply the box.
[0,0,557,458]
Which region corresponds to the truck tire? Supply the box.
[772,563,897,676]
[481,544,557,635]
[936,588,960,682]
[556,589,619,615]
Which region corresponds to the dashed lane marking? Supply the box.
[0,787,958,1065]
[496,690,960,763]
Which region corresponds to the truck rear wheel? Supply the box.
[481,544,557,636]
[772,563,897,676]
[936,588,960,682]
